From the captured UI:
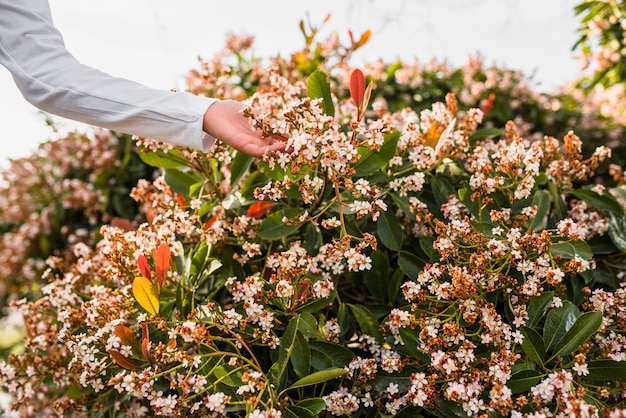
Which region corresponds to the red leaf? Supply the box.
[141,323,152,365]
[247,201,277,219]
[137,255,152,282]
[350,69,365,109]
[109,349,142,371]
[155,244,170,287]
[114,325,139,347]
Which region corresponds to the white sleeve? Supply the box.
[0,0,217,150]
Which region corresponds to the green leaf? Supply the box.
[138,147,185,169]
[469,127,503,142]
[363,250,389,303]
[529,190,551,231]
[527,291,554,328]
[388,268,405,303]
[543,302,579,351]
[230,151,255,187]
[282,368,347,394]
[269,316,300,390]
[348,304,384,343]
[164,168,199,196]
[399,326,425,359]
[256,209,301,240]
[307,70,334,116]
[608,212,626,252]
[308,341,355,369]
[549,240,593,260]
[302,223,323,256]
[297,311,321,339]
[548,311,603,361]
[377,208,403,251]
[520,326,546,364]
[548,179,567,220]
[585,359,626,381]
[65,384,89,399]
[398,251,424,280]
[212,365,243,387]
[295,398,326,415]
[284,406,316,418]
[569,189,624,213]
[507,370,544,394]
[354,130,400,176]
[291,331,311,378]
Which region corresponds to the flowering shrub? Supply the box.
[2,13,626,418]
[0,131,154,315]
[574,0,626,90]
[2,56,626,416]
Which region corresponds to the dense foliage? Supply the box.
[1,11,626,418]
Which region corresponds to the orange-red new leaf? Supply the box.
[247,201,277,219]
[109,349,142,371]
[137,254,152,282]
[132,276,160,316]
[350,69,365,109]
[141,323,152,365]
[155,244,170,287]
[113,325,141,353]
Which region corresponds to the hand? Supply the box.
[202,100,285,158]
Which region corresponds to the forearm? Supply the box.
[0,0,216,149]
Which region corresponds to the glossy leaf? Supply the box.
[109,349,142,371]
[348,304,384,343]
[354,130,400,176]
[113,325,141,354]
[350,68,365,108]
[295,398,326,415]
[520,326,546,364]
[270,315,301,390]
[230,151,255,187]
[585,359,626,381]
[363,250,389,303]
[568,189,623,213]
[398,251,424,280]
[307,70,335,116]
[507,370,544,394]
[549,240,593,260]
[297,312,321,339]
[155,243,170,287]
[137,254,152,282]
[247,201,277,219]
[138,147,185,169]
[543,302,579,350]
[469,127,503,142]
[282,368,347,393]
[548,311,602,361]
[284,406,316,418]
[527,291,554,328]
[398,326,424,359]
[164,168,198,196]
[132,276,160,316]
[256,209,301,240]
[141,323,151,364]
[291,331,311,378]
[308,341,355,369]
[529,189,551,231]
[609,213,626,251]
[377,209,403,251]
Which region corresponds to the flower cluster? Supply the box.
[2,14,626,418]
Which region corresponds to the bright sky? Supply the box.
[0,0,581,166]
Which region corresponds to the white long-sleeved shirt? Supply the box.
[0,0,216,150]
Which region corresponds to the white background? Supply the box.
[0,0,581,166]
